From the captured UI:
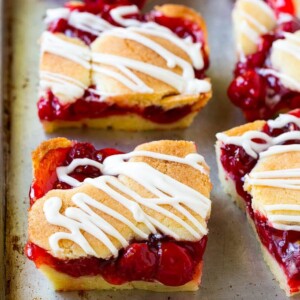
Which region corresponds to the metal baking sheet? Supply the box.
[5,0,299,299]
[0,0,6,298]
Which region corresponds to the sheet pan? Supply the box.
[1,0,6,298]
[5,0,299,299]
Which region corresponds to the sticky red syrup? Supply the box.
[27,141,208,286]
[219,109,300,292]
[40,2,209,124]
[228,13,300,121]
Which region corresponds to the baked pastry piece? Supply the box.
[228,0,300,121]
[38,1,212,132]
[216,109,300,296]
[26,138,212,291]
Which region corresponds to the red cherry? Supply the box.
[67,143,96,161]
[276,18,300,35]
[228,70,266,110]
[289,108,300,119]
[156,242,194,286]
[267,0,295,16]
[118,243,157,281]
[48,18,68,33]
[290,96,300,109]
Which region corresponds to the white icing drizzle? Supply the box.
[109,5,141,27]
[216,113,300,158]
[41,32,91,69]
[41,5,210,102]
[244,0,275,18]
[44,150,211,257]
[239,11,269,33]
[45,8,114,35]
[246,168,300,189]
[240,21,260,44]
[69,11,115,35]
[235,0,276,54]
[260,144,300,157]
[245,144,300,231]
[40,71,87,104]
[269,31,300,92]
[93,53,210,95]
[92,64,153,94]
[258,68,300,93]
[92,17,209,95]
[274,32,300,61]
[45,8,70,25]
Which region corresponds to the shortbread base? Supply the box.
[42,112,198,133]
[39,262,203,292]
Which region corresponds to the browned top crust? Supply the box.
[29,139,212,260]
[221,120,266,137]
[270,30,300,91]
[31,137,73,173]
[245,150,300,219]
[155,4,208,53]
[232,0,276,55]
[40,4,211,109]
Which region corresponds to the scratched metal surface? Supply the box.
[5,0,299,299]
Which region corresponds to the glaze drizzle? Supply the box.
[44,150,211,258]
[216,113,300,158]
[245,144,300,231]
[41,5,211,103]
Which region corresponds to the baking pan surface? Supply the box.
[5,0,299,299]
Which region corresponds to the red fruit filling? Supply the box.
[219,109,300,292]
[228,14,300,121]
[38,90,195,123]
[266,0,296,16]
[41,2,209,124]
[27,141,208,286]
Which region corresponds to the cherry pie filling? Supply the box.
[39,1,209,124]
[266,0,296,16]
[219,109,300,292]
[27,142,207,286]
[228,15,300,121]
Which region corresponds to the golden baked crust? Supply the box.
[39,4,211,117]
[232,0,276,55]
[222,120,266,137]
[91,32,211,108]
[271,30,300,91]
[32,137,73,171]
[40,33,90,103]
[29,139,212,260]
[41,112,200,133]
[245,150,300,218]
[155,4,209,54]
[296,0,300,17]
[91,4,211,109]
